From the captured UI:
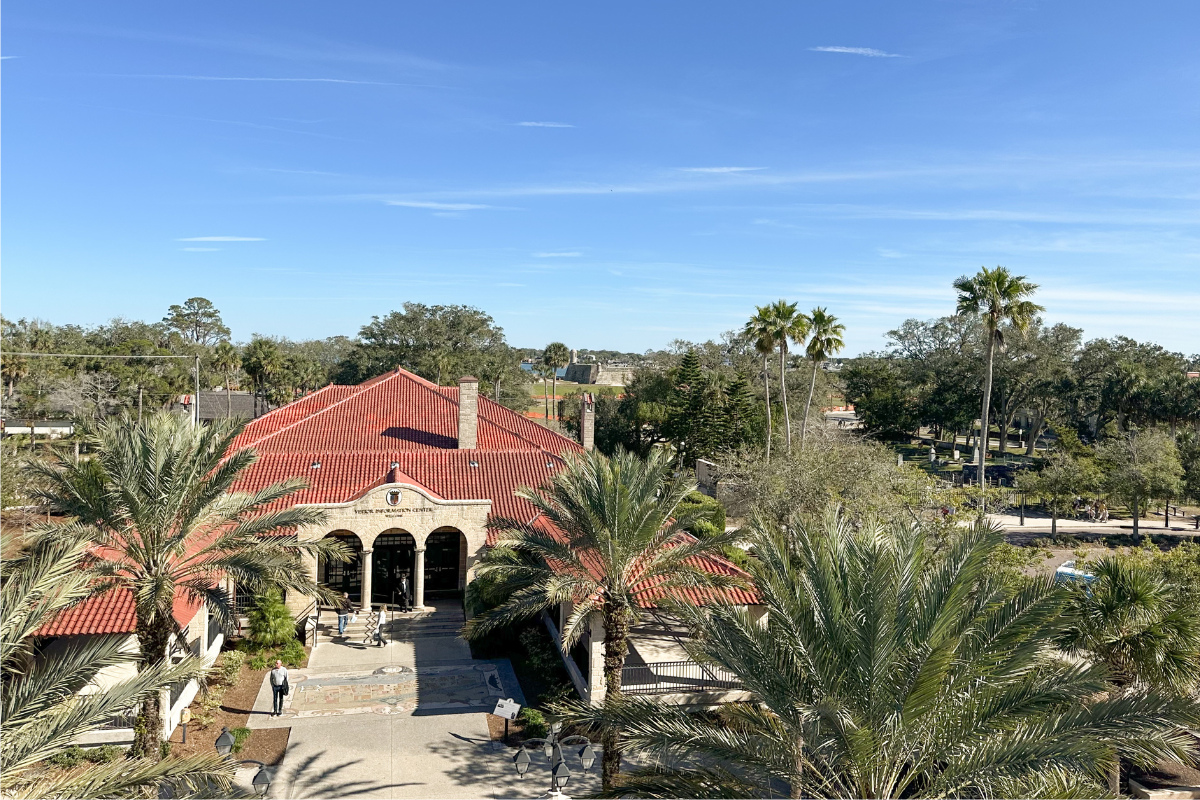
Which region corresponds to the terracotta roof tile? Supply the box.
[38,588,202,638]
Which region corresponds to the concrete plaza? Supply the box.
[244,604,602,799]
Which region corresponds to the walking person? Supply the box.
[373,611,385,647]
[399,573,411,613]
[336,592,352,636]
[269,660,289,717]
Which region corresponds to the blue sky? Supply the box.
[4,2,1198,354]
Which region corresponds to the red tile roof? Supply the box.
[229,369,585,541]
[39,588,202,638]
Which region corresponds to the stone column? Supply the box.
[414,547,426,610]
[360,549,373,611]
[586,612,606,706]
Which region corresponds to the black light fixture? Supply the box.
[251,766,273,797]
[214,727,273,797]
[510,721,597,796]
[214,727,235,757]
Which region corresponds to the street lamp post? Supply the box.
[512,722,597,799]
[214,727,274,797]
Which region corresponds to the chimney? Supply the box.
[458,376,479,449]
[580,392,595,452]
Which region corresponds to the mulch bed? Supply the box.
[1131,761,1200,790]
[167,654,303,766]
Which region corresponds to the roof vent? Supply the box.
[546,462,554,469]
[469,459,479,468]
[390,461,399,470]
[311,461,321,469]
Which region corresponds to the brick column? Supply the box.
[414,547,426,610]
[360,549,373,612]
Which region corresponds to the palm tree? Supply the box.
[242,338,283,417]
[211,341,240,419]
[463,447,738,791]
[743,308,776,462]
[25,411,348,759]
[1,539,237,798]
[954,267,1043,510]
[543,342,571,423]
[761,301,809,453]
[566,511,1200,798]
[535,361,555,422]
[799,308,845,453]
[1062,556,1200,793]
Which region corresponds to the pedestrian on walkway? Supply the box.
[336,592,352,636]
[399,574,411,613]
[373,611,385,647]
[269,660,289,717]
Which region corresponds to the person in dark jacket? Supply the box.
[337,592,352,636]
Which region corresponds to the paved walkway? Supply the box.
[244,603,599,798]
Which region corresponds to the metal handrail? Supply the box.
[621,660,743,695]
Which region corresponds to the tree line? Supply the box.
[0,298,534,424]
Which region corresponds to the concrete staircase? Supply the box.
[313,604,465,646]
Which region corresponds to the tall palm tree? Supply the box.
[535,361,555,422]
[743,308,777,462]
[463,447,738,791]
[25,411,348,759]
[799,308,845,453]
[1061,556,1200,793]
[761,301,809,453]
[566,512,1200,798]
[211,340,240,419]
[2,539,237,798]
[954,267,1043,510]
[543,342,571,423]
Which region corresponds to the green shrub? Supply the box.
[82,745,122,763]
[277,638,306,668]
[159,741,171,758]
[48,746,84,768]
[216,650,247,684]
[247,589,296,649]
[518,707,548,739]
[679,490,726,536]
[519,627,563,684]
[721,544,751,570]
[231,727,252,755]
[247,652,270,670]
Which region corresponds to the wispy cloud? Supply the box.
[678,167,765,173]
[108,73,445,87]
[386,200,492,210]
[180,247,220,252]
[1,56,18,60]
[177,236,266,241]
[516,121,574,128]
[533,251,581,258]
[811,46,904,58]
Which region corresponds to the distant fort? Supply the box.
[563,363,633,386]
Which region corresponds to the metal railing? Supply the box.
[620,660,743,695]
[295,600,318,646]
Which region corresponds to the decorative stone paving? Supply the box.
[276,661,519,719]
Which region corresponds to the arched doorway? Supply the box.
[372,531,416,606]
[318,532,363,604]
[424,528,465,596]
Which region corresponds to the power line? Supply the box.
[0,352,195,362]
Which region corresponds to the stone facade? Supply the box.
[293,481,491,613]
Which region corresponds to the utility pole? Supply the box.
[194,355,201,427]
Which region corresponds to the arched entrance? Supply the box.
[424,528,466,595]
[318,532,363,604]
[372,531,416,606]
